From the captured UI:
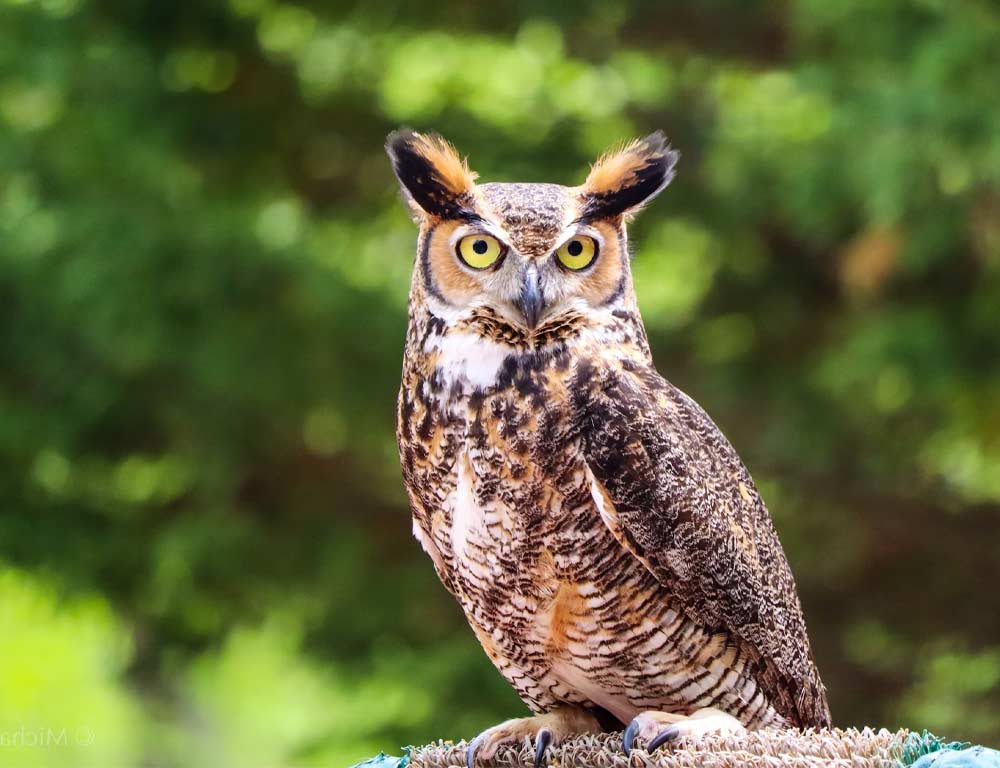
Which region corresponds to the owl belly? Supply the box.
[434,445,783,729]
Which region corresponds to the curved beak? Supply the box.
[517,264,544,329]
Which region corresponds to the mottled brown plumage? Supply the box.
[387,129,830,760]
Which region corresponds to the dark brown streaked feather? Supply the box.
[574,360,831,727]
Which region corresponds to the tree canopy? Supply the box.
[1,1,998,766]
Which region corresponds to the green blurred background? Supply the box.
[2,0,999,765]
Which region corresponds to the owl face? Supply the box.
[387,130,678,337]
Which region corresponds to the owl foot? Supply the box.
[465,706,600,768]
[622,707,746,754]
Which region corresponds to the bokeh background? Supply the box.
[2,0,999,765]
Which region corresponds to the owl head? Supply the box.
[387,129,677,338]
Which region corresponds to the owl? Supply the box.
[387,129,830,768]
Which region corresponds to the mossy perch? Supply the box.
[354,729,999,768]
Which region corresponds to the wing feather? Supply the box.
[573,357,831,727]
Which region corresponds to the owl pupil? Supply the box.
[567,240,583,256]
[472,239,489,255]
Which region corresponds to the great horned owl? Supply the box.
[388,129,830,767]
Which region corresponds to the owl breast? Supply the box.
[397,321,784,728]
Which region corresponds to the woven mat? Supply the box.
[408,728,919,768]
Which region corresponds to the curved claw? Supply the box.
[533,728,553,768]
[466,736,483,768]
[646,726,681,753]
[622,718,641,756]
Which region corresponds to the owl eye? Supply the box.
[555,236,597,271]
[457,234,505,270]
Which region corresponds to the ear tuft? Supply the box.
[578,131,679,222]
[386,128,479,219]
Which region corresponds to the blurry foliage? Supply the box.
[0,0,998,765]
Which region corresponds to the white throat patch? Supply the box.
[426,331,512,392]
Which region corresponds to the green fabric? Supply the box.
[910,747,1000,768]
[349,752,410,768]
[900,730,972,765]
[897,730,1000,768]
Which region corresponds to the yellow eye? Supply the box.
[457,234,504,269]
[556,236,597,270]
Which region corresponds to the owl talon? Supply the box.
[465,736,483,768]
[645,726,681,752]
[622,708,743,754]
[622,711,682,755]
[465,707,599,767]
[622,719,640,756]
[533,728,553,768]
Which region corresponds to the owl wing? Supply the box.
[574,357,831,728]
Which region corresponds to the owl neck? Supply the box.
[402,299,652,398]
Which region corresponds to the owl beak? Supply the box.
[517,265,544,330]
